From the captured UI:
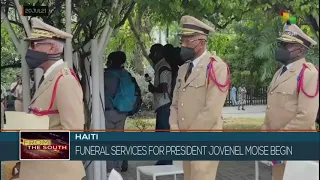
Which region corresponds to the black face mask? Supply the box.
[25,49,61,69]
[275,45,303,65]
[180,47,196,62]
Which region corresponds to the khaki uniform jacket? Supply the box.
[169,52,229,179]
[263,58,319,130]
[19,62,86,180]
[169,52,229,131]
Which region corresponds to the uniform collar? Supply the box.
[283,62,294,70]
[192,51,207,67]
[282,58,306,70]
[44,59,64,78]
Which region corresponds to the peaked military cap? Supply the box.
[25,18,72,41]
[180,15,215,36]
[278,23,317,48]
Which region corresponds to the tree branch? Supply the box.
[8,20,24,29]
[128,16,152,65]
[114,0,136,29]
[306,15,319,43]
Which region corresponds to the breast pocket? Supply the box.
[187,78,207,102]
[273,86,297,112]
[189,79,206,89]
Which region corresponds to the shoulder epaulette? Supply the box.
[298,63,319,98]
[60,68,70,77]
[304,62,314,69]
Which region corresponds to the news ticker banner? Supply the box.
[0,132,319,161]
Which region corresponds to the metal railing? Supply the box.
[224,86,268,106]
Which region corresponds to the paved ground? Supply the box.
[222,105,266,118]
[122,161,272,180]
[2,160,272,180]
[1,105,270,180]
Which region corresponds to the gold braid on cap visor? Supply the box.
[29,28,64,39]
[279,34,304,44]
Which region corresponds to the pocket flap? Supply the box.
[273,85,295,95]
[189,78,206,88]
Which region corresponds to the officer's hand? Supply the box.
[148,84,155,93]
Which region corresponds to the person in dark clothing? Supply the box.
[163,45,185,100]
[104,51,129,173]
[147,44,173,165]
[163,44,176,100]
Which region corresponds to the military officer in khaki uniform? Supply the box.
[17,18,86,180]
[262,23,319,180]
[169,16,230,180]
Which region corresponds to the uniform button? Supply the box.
[183,88,186,92]
[181,118,185,121]
[270,91,273,95]
[282,92,286,94]
[195,85,198,88]
[181,103,184,106]
[267,105,270,109]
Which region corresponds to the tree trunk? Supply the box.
[78,52,92,130]
[133,46,144,75]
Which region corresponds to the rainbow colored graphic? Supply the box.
[280,10,297,25]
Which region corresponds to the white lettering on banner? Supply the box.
[208,146,244,156]
[74,133,99,140]
[73,145,293,157]
[75,146,110,155]
[245,146,270,155]
[150,145,207,156]
[270,146,293,156]
[111,146,148,156]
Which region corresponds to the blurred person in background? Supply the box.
[1,84,7,129]
[147,43,173,165]
[163,44,185,100]
[237,85,246,110]
[231,86,237,106]
[104,51,142,173]
[10,75,23,112]
[104,51,128,173]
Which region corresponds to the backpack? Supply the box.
[129,76,142,116]
[108,70,142,114]
[158,66,176,101]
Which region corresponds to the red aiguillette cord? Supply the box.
[207,57,231,92]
